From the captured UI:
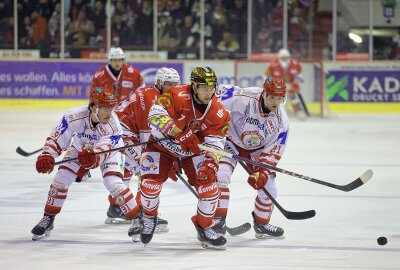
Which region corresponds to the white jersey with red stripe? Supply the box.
[218,84,289,167]
[43,105,123,164]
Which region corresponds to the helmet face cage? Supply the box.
[108,47,125,61]
[190,66,217,88]
[263,75,287,97]
[89,87,118,108]
[154,68,181,86]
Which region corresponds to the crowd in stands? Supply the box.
[0,0,398,60]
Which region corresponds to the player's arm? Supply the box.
[36,114,74,174]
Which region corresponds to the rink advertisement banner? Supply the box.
[324,63,400,102]
[0,62,183,99]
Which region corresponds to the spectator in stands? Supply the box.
[48,2,61,45]
[137,0,153,46]
[159,16,181,48]
[216,31,240,59]
[35,0,53,21]
[89,0,106,37]
[67,7,94,46]
[31,10,49,48]
[20,15,33,48]
[227,0,247,51]
[180,15,198,48]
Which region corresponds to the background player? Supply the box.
[91,47,144,102]
[266,48,309,118]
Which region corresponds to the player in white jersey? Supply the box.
[213,75,289,239]
[31,86,141,241]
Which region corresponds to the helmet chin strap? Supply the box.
[91,106,101,123]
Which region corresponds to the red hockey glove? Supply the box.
[247,170,270,190]
[195,153,218,186]
[78,148,100,169]
[167,160,179,181]
[174,128,201,155]
[36,152,55,174]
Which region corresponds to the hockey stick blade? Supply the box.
[238,159,315,220]
[226,222,251,236]
[332,169,373,192]
[16,147,42,157]
[199,145,373,192]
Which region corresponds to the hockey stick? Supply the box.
[16,147,42,157]
[174,172,251,236]
[199,145,373,192]
[53,138,169,166]
[238,160,315,220]
[297,92,310,116]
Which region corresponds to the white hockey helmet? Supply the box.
[108,47,125,60]
[278,48,291,60]
[155,67,181,85]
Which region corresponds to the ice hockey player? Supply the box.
[105,67,181,235]
[265,48,309,118]
[128,66,230,249]
[91,47,144,102]
[213,76,288,239]
[31,86,141,241]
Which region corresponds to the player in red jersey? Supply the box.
[91,47,144,102]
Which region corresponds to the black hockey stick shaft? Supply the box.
[238,161,315,220]
[199,145,373,192]
[16,147,42,157]
[175,172,251,236]
[297,92,310,116]
[53,138,169,166]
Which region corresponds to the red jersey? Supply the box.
[265,58,302,83]
[116,86,160,143]
[91,63,143,102]
[148,85,230,157]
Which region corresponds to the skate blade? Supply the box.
[155,224,169,234]
[200,242,227,250]
[32,231,51,241]
[105,217,130,224]
[255,233,285,240]
[130,235,141,243]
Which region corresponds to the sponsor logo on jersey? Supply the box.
[57,116,69,134]
[178,92,191,99]
[267,118,277,134]
[142,179,162,190]
[77,132,98,141]
[245,116,260,126]
[140,154,159,173]
[122,81,133,88]
[128,67,134,73]
[198,182,217,194]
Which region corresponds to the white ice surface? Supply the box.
[0,110,399,270]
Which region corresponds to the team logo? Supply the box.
[241,130,263,148]
[49,187,58,197]
[115,196,125,206]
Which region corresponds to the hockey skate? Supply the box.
[252,212,284,239]
[105,205,130,224]
[192,217,226,250]
[155,216,169,234]
[211,217,227,236]
[141,215,158,245]
[31,214,55,241]
[128,216,143,242]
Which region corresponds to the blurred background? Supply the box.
[0,0,399,114]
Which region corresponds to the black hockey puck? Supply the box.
[377,236,387,246]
